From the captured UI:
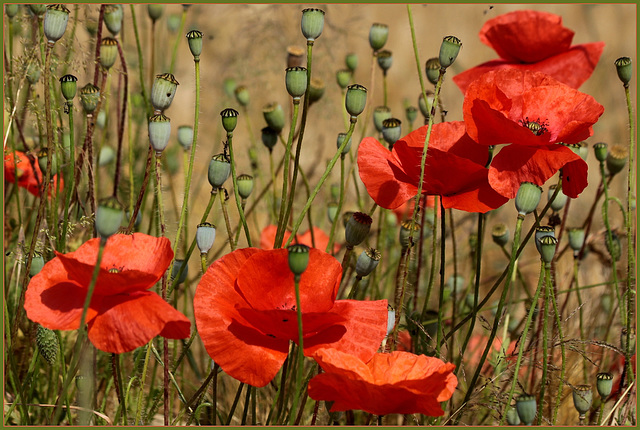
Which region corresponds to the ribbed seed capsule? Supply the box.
[208,154,231,189]
[491,223,509,247]
[515,394,537,425]
[535,225,555,254]
[36,325,59,365]
[593,142,608,162]
[606,144,628,176]
[177,125,193,150]
[548,184,568,212]
[26,61,41,85]
[80,84,100,114]
[336,69,351,89]
[148,114,171,154]
[236,174,254,199]
[537,235,557,264]
[596,372,614,398]
[572,385,593,416]
[515,182,542,216]
[336,133,352,155]
[234,85,250,107]
[196,222,216,254]
[30,253,45,277]
[505,407,521,426]
[439,35,462,68]
[382,118,402,148]
[29,4,47,16]
[567,228,586,254]
[103,4,123,35]
[288,244,310,277]
[43,4,70,44]
[261,127,278,152]
[355,248,381,278]
[300,8,324,41]
[285,66,308,99]
[369,23,389,51]
[614,56,632,86]
[38,148,60,176]
[220,108,239,133]
[59,74,78,102]
[418,91,435,119]
[186,30,203,60]
[377,50,393,73]
[345,84,367,118]
[405,106,418,124]
[373,106,392,133]
[399,220,420,250]
[99,37,118,69]
[151,73,179,113]
[96,196,123,240]
[345,212,373,247]
[425,57,441,85]
[263,103,285,133]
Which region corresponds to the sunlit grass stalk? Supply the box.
[326,155,346,253]
[547,263,566,425]
[572,256,588,382]
[220,189,236,252]
[112,40,128,199]
[134,341,152,425]
[225,383,246,425]
[226,131,252,246]
[538,262,552,423]
[60,99,76,251]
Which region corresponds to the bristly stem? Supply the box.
[290,275,305,425]
[435,201,446,357]
[60,99,76,251]
[548,263,566,425]
[112,40,128,199]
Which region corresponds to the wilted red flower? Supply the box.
[259,224,339,253]
[463,69,604,199]
[453,10,604,93]
[25,233,191,354]
[358,121,508,213]
[308,348,457,416]
[194,247,388,387]
[4,150,63,197]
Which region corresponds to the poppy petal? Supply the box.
[441,182,509,213]
[259,225,292,250]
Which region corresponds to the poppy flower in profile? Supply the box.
[453,10,604,94]
[259,224,339,253]
[308,348,457,416]
[463,69,604,199]
[194,247,388,387]
[357,121,508,213]
[4,150,63,197]
[25,233,191,354]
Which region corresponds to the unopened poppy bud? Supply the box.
[405,106,417,124]
[492,223,509,246]
[151,73,179,113]
[369,23,389,51]
[285,66,308,99]
[596,372,613,398]
[572,385,592,417]
[237,174,254,199]
[567,228,585,254]
[44,4,70,44]
[355,248,381,278]
[99,37,118,69]
[605,231,621,262]
[327,202,338,223]
[263,103,285,133]
[148,114,171,154]
[439,35,462,68]
[301,8,324,41]
[515,182,542,216]
[308,78,325,105]
[104,4,123,35]
[38,148,60,176]
[80,83,100,114]
[373,106,392,133]
[345,212,372,247]
[534,225,555,253]
[593,142,608,162]
[606,144,628,176]
[286,45,305,68]
[620,327,635,352]
[377,50,393,73]
[288,244,310,277]
[548,184,568,212]
[147,4,164,22]
[30,253,45,277]
[208,154,231,189]
[505,407,521,426]
[5,4,19,19]
[96,196,123,240]
[167,14,180,33]
[386,306,395,335]
[171,259,188,284]
[196,222,216,254]
[36,325,59,365]
[345,84,367,118]
[537,235,557,264]
[336,69,351,89]
[261,127,278,152]
[59,74,77,102]
[234,85,250,107]
[399,219,420,250]
[223,77,237,98]
[515,394,537,426]
[614,56,632,86]
[382,118,402,149]
[186,30,203,60]
[220,108,239,133]
[425,57,441,85]
[336,133,352,155]
[177,125,193,150]
[345,53,358,72]
[98,145,115,166]
[29,4,47,16]
[418,91,435,119]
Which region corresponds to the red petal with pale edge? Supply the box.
[87,290,190,354]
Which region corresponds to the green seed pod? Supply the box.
[439,35,462,69]
[327,202,338,223]
[399,219,420,250]
[515,394,537,426]
[548,184,568,212]
[355,248,381,278]
[534,225,555,254]
[223,77,237,98]
[418,91,435,119]
[36,325,59,365]
[167,14,181,33]
[369,23,389,51]
[29,4,47,16]
[308,77,325,105]
[237,174,254,199]
[515,182,542,216]
[234,85,250,107]
[505,406,521,426]
[5,4,19,19]
[596,372,613,398]
[345,53,358,72]
[377,50,393,73]
[336,133,352,155]
[620,327,635,352]
[288,244,310,276]
[96,110,107,129]
[98,145,116,166]
[285,66,308,99]
[606,144,628,176]
[151,73,179,113]
[43,4,70,43]
[492,223,509,247]
[177,125,193,150]
[373,106,392,133]
[261,127,278,152]
[196,222,216,254]
[593,142,608,162]
[300,8,325,41]
[345,212,373,247]
[99,37,118,69]
[537,235,557,264]
[186,30,203,60]
[96,196,124,240]
[104,4,123,35]
[80,83,100,114]
[572,385,593,416]
[208,154,231,189]
[287,45,305,68]
[147,4,164,22]
[405,106,417,124]
[38,148,60,176]
[345,84,367,118]
[605,230,621,262]
[382,118,402,148]
[330,184,340,201]
[567,228,586,254]
[614,56,632,86]
[263,103,285,133]
[171,259,188,284]
[30,253,45,277]
[336,69,352,90]
[220,108,239,133]
[85,19,98,36]
[26,60,41,85]
[148,113,171,154]
[425,57,441,85]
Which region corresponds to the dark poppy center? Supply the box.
[519,117,548,136]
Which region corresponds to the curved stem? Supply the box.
[326,155,346,253]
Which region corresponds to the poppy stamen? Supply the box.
[519,117,549,136]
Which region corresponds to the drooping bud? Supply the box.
[220,108,239,133]
[29,253,45,277]
[418,91,435,119]
[614,56,632,86]
[148,113,171,154]
[147,4,164,22]
[567,228,585,254]
[95,196,124,240]
[369,23,389,51]
[36,325,59,365]
[515,182,542,216]
[186,30,203,60]
[196,222,216,254]
[5,4,19,19]
[438,35,462,68]
[208,154,231,189]
[345,53,358,72]
[43,4,70,44]
[345,212,372,247]
[38,148,59,176]
[425,57,441,85]
[151,73,179,113]
[288,244,310,277]
[300,8,324,41]
[345,84,367,118]
[171,259,188,284]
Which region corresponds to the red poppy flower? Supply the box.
[391,196,436,224]
[194,247,388,387]
[453,10,604,93]
[259,224,340,254]
[463,69,604,199]
[357,121,508,213]
[4,150,63,197]
[308,348,457,416]
[24,233,191,354]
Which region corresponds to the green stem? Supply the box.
[326,155,346,253]
[169,7,188,74]
[226,131,252,246]
[538,262,551,424]
[435,202,446,356]
[573,256,588,382]
[129,5,152,116]
[134,341,152,425]
[290,275,305,425]
[60,101,75,251]
[547,263,566,425]
[219,189,236,252]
